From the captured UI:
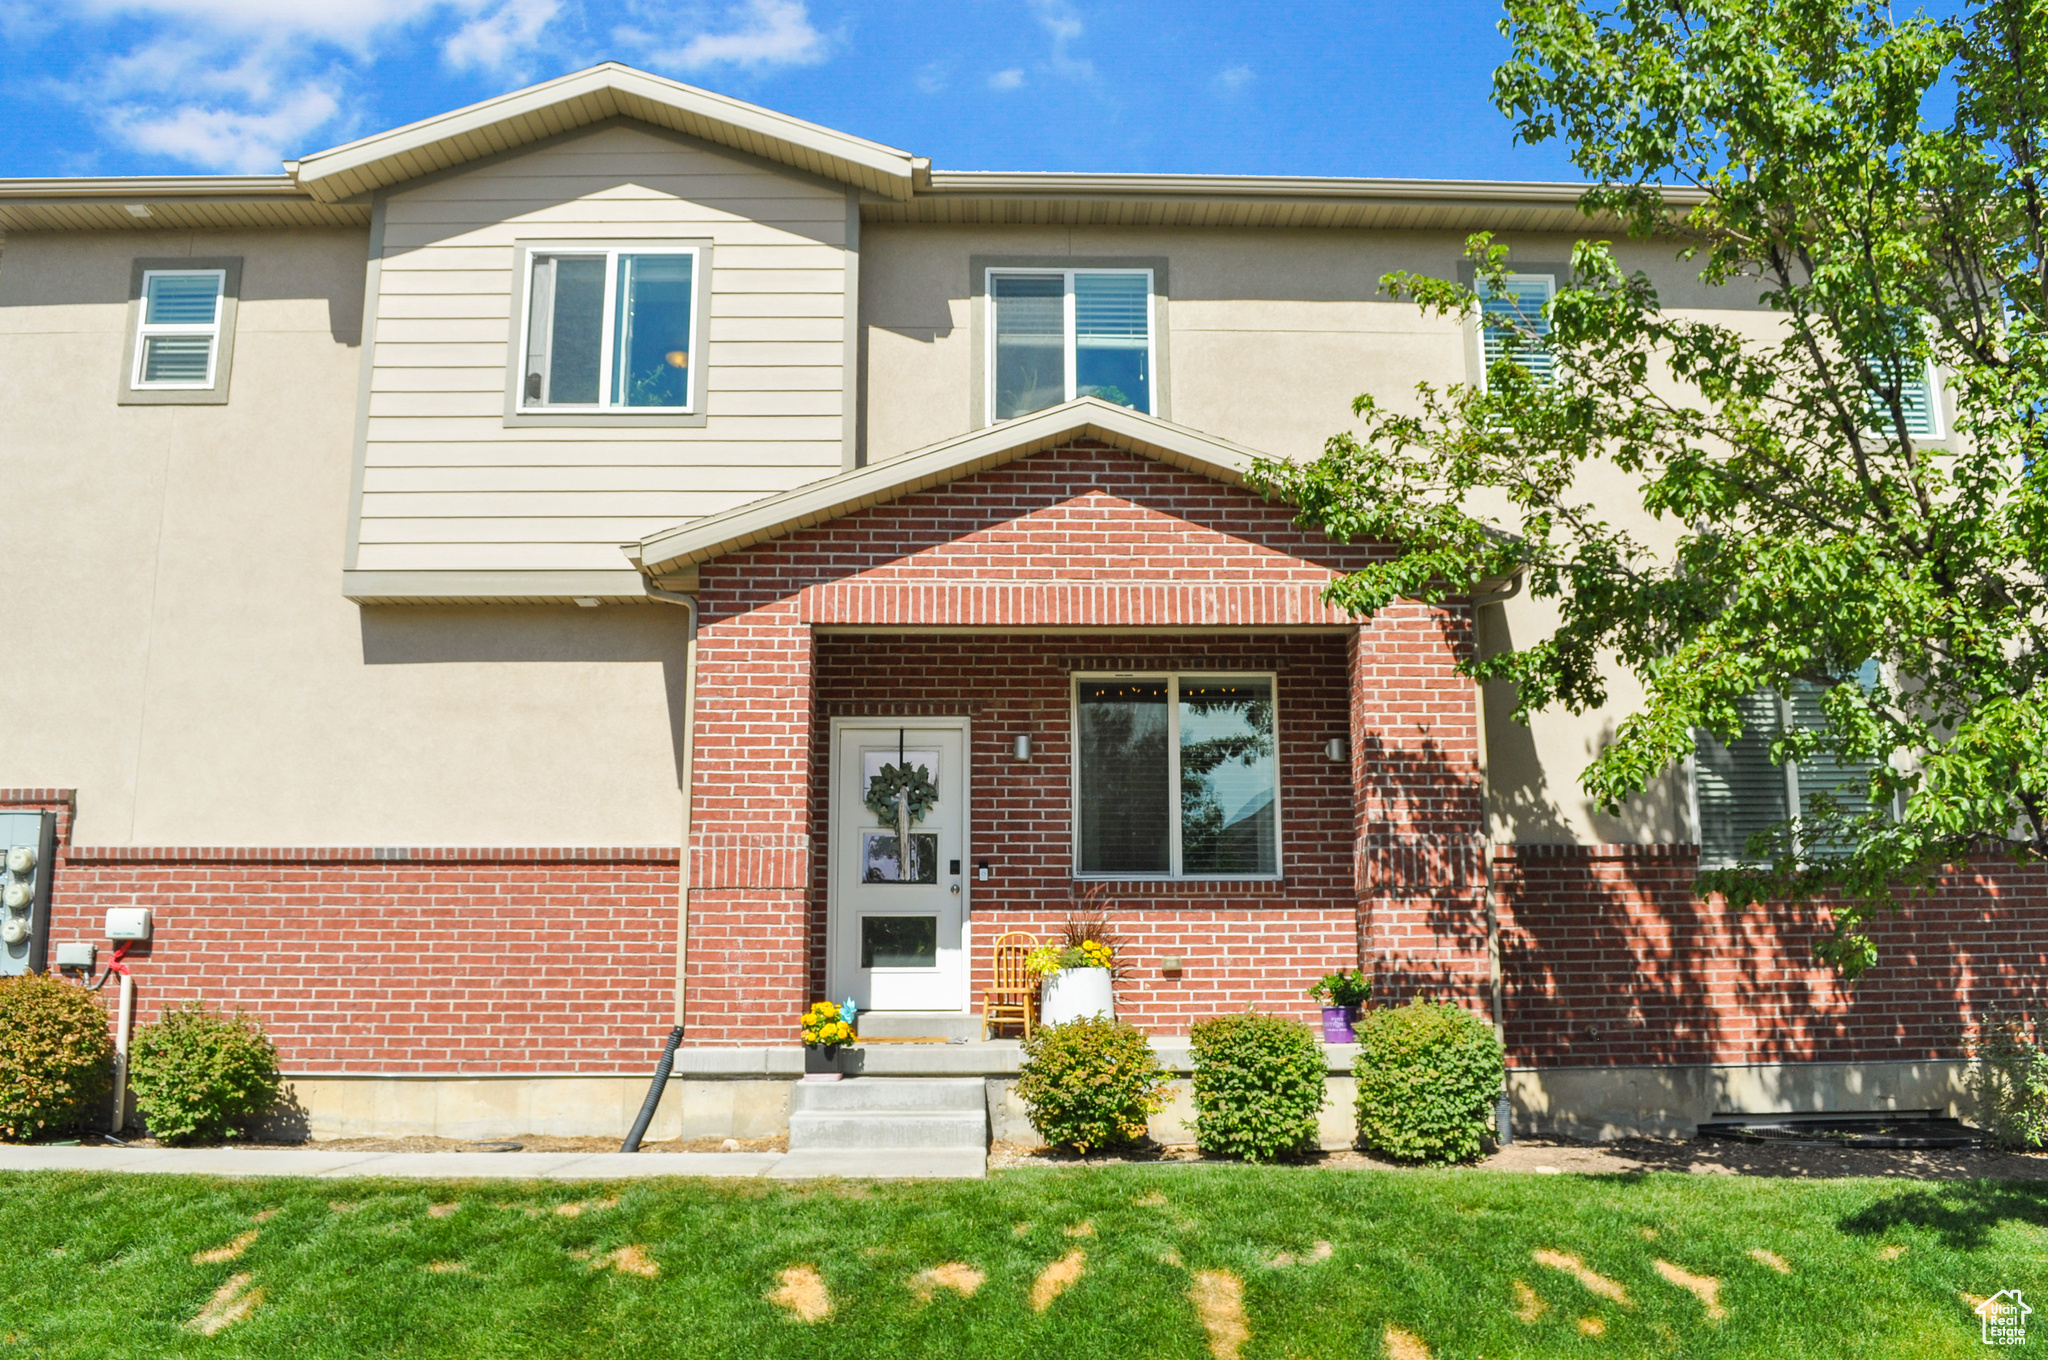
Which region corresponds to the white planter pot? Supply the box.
[1040,966,1115,1026]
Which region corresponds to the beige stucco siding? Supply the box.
[0,228,689,846]
[357,121,852,577]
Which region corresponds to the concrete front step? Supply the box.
[790,1077,985,1113]
[788,1077,989,1151]
[789,1109,988,1150]
[855,1011,982,1042]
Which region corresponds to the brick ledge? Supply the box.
[64,845,681,864]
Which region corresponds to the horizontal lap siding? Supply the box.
[358,124,850,575]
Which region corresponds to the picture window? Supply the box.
[1072,673,1278,879]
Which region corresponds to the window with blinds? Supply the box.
[1865,360,1943,439]
[1479,273,1555,390]
[988,269,1153,422]
[132,270,225,389]
[1693,681,1884,866]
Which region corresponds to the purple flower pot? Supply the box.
[1320,1005,1357,1043]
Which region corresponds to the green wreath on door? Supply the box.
[864,761,939,825]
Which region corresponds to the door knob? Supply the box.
[949,883,961,894]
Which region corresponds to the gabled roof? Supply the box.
[628,398,1271,574]
[291,62,918,203]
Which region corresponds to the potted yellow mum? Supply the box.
[801,999,857,1078]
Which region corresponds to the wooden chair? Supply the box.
[982,931,1039,1041]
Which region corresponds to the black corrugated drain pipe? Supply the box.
[622,1024,685,1153]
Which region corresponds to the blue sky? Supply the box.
[0,1,1589,182]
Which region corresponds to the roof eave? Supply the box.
[292,63,919,203]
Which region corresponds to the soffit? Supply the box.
[0,178,367,236]
[867,172,1701,232]
[292,63,918,203]
[630,398,1267,574]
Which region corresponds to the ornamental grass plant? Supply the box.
[1188,1010,1327,1162]
[0,973,112,1142]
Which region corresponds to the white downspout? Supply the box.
[112,969,134,1133]
[644,585,699,1031]
[1468,570,1522,1142]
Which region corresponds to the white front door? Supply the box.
[828,720,968,1011]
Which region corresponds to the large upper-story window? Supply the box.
[1478,272,1555,390]
[1073,674,1278,879]
[988,269,1154,422]
[518,246,699,413]
[1693,679,1884,867]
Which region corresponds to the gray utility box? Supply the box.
[0,811,57,977]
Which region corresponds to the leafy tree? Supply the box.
[1251,0,2048,975]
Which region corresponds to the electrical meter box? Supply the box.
[0,811,56,977]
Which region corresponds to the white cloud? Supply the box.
[444,0,561,72]
[1214,64,1253,93]
[914,60,948,95]
[988,67,1025,91]
[105,84,344,171]
[68,0,460,52]
[624,0,826,73]
[1031,0,1092,81]
[56,0,566,171]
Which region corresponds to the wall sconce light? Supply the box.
[1325,737,1349,763]
[1014,733,1033,761]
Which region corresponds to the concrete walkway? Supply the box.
[0,1144,986,1181]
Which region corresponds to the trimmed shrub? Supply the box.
[1188,1010,1327,1162]
[0,973,114,1142]
[1968,1007,2048,1150]
[1016,1015,1168,1154]
[1354,999,1504,1163]
[130,1001,282,1144]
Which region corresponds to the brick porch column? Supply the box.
[685,593,815,1044]
[1349,601,1490,1007]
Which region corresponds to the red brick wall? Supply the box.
[1496,844,2048,1068]
[2,794,679,1074]
[811,634,1361,1030]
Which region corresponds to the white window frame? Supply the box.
[1069,670,1282,881]
[1863,356,1945,441]
[1474,271,1556,394]
[131,269,226,391]
[984,267,1157,424]
[514,244,702,415]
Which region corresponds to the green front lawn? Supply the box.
[0,1167,2041,1358]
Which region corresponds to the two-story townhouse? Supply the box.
[1,64,2030,1147]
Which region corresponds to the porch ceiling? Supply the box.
[626,398,1272,575]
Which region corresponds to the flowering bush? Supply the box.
[1025,940,1114,978]
[801,1000,855,1049]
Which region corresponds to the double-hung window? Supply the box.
[988,269,1154,422]
[1073,674,1278,878]
[1477,272,1555,390]
[132,269,226,389]
[1692,678,1884,866]
[1864,358,1944,440]
[518,247,699,413]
